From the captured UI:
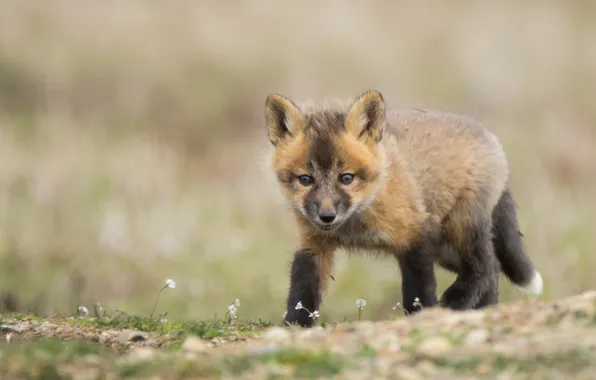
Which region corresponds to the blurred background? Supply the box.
[1,1,595,324]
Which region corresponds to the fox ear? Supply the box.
[265,94,306,146]
[345,90,386,143]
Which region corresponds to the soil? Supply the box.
[2,291,596,379]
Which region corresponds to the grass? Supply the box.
[0,1,596,327]
[3,307,274,355]
[71,311,271,339]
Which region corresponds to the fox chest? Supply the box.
[335,228,394,251]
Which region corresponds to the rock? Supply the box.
[261,327,290,343]
[98,332,110,345]
[181,336,208,353]
[117,330,148,343]
[98,330,119,345]
[418,336,451,357]
[0,322,27,333]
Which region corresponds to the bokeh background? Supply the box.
[1,1,595,324]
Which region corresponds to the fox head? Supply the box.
[265,90,388,232]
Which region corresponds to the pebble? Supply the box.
[98,332,111,345]
[0,322,27,333]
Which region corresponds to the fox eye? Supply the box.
[339,173,354,185]
[298,175,314,186]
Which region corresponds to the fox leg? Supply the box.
[440,215,497,310]
[473,259,500,309]
[396,240,439,315]
[283,248,334,327]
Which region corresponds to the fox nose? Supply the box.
[318,210,337,224]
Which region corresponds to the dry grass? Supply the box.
[0,1,595,323]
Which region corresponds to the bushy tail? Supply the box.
[492,185,543,295]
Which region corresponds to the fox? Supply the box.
[264,89,543,327]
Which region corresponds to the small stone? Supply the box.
[464,329,489,346]
[181,336,208,353]
[117,330,148,343]
[0,323,27,333]
[418,336,451,357]
[98,332,110,345]
[261,327,290,343]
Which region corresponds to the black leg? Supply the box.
[474,259,500,309]
[396,241,438,315]
[440,220,497,310]
[283,249,323,327]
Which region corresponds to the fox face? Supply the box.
[265,90,388,232]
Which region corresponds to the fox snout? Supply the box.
[317,198,337,224]
[305,196,349,230]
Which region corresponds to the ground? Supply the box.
[2,291,596,379]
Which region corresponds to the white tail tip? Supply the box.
[518,270,543,296]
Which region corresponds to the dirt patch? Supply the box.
[2,291,596,379]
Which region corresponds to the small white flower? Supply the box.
[78,306,89,316]
[5,334,11,343]
[228,304,237,318]
[165,279,176,289]
[234,298,240,307]
[309,310,320,319]
[392,302,401,310]
[295,301,303,310]
[356,299,367,310]
[413,297,422,307]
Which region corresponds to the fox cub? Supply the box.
[264,90,542,327]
